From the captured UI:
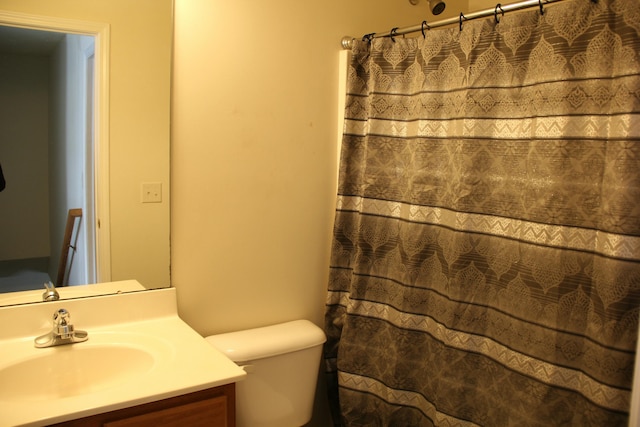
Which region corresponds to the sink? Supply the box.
[0,331,173,402]
[0,287,246,427]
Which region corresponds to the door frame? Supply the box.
[0,10,111,282]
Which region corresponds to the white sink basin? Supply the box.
[0,332,170,402]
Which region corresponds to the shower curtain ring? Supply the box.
[390,27,399,42]
[362,33,375,43]
[538,0,545,15]
[459,13,467,31]
[421,21,430,38]
[494,4,504,23]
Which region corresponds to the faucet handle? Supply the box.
[53,308,74,339]
[54,308,69,322]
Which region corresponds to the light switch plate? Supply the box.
[141,182,162,203]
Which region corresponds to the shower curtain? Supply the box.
[325,0,640,425]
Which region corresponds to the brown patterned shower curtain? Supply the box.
[324,0,640,425]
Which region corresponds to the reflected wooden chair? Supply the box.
[56,208,82,286]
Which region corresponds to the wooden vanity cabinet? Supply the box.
[51,383,235,427]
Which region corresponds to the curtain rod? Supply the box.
[341,0,571,49]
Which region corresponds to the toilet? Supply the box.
[206,320,326,427]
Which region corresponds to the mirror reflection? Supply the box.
[0,1,173,305]
[0,26,97,294]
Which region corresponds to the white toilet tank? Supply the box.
[206,320,326,427]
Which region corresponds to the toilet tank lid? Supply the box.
[205,320,326,363]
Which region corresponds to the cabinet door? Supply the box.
[52,384,235,427]
[104,394,227,427]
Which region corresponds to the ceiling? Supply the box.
[0,25,65,55]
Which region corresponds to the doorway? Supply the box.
[0,25,98,291]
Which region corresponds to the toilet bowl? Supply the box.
[206,319,326,427]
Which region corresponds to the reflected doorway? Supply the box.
[0,26,96,292]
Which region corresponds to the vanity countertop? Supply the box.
[0,284,246,427]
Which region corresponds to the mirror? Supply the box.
[0,1,173,305]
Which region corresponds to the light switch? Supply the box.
[141,182,162,203]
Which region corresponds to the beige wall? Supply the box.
[0,0,172,288]
[171,0,424,338]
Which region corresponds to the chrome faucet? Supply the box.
[34,308,88,348]
[42,281,60,302]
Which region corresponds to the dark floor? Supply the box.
[0,257,52,292]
